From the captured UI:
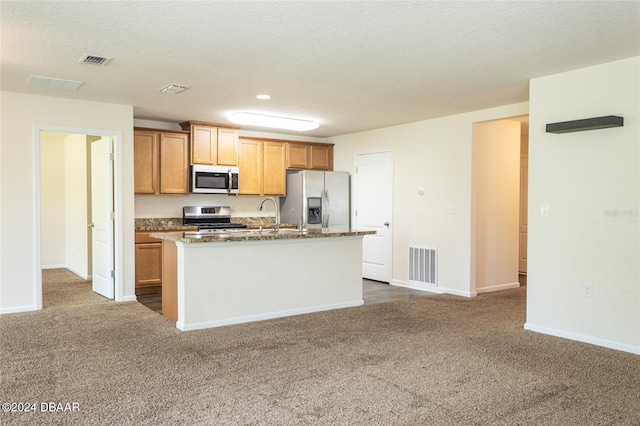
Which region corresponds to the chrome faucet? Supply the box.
[258,197,280,231]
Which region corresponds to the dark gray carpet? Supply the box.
[1,273,639,425]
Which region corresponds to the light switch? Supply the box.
[445,204,456,214]
[540,205,550,217]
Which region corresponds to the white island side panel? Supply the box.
[176,236,364,331]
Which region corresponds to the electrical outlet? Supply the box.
[149,204,155,212]
[583,283,593,298]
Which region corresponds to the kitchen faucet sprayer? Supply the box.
[258,197,280,231]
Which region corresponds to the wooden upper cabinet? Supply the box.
[263,141,286,196]
[285,142,334,171]
[134,128,189,195]
[238,138,286,196]
[191,125,217,165]
[134,130,158,194]
[159,133,189,194]
[217,128,239,166]
[309,144,333,171]
[238,138,263,195]
[286,142,309,170]
[180,121,239,166]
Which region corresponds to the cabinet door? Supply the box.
[238,138,263,195]
[286,142,309,169]
[191,125,217,165]
[263,141,286,196]
[134,131,158,194]
[135,242,162,295]
[309,144,333,171]
[159,133,189,194]
[217,128,239,166]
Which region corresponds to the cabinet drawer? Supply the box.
[135,232,161,244]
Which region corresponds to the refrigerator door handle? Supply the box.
[322,189,330,229]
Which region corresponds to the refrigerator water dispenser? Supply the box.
[307,197,322,224]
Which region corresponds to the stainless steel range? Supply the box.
[182,206,247,231]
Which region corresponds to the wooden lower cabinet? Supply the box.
[135,231,183,298]
[162,239,178,322]
[134,232,162,295]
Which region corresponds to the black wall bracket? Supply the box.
[546,115,624,134]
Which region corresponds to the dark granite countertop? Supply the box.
[135,217,292,232]
[150,229,375,243]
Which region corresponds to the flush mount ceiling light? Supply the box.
[26,75,84,91]
[159,83,189,94]
[228,112,319,131]
[256,94,271,100]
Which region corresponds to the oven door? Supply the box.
[191,166,239,194]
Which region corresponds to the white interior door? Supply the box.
[355,151,393,282]
[90,137,114,299]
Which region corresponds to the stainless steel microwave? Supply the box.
[190,165,240,194]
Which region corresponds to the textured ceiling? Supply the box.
[1,1,638,137]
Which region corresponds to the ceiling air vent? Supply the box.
[159,83,189,94]
[79,54,112,66]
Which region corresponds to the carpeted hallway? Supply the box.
[0,270,638,425]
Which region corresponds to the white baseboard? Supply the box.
[177,299,364,332]
[66,265,90,280]
[0,304,38,315]
[41,264,66,269]
[391,279,476,298]
[524,322,640,355]
[41,264,90,280]
[476,281,520,294]
[122,295,137,302]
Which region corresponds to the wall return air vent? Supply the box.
[546,115,623,134]
[409,246,437,287]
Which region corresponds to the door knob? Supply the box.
[88,223,94,228]
[384,221,390,227]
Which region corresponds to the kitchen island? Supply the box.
[150,229,375,331]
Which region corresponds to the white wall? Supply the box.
[328,103,529,296]
[64,134,89,279]
[0,91,134,312]
[526,56,640,354]
[472,120,521,293]
[40,132,66,268]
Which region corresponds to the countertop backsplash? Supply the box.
[135,194,283,220]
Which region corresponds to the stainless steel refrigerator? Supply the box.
[280,170,350,231]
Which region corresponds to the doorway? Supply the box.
[472,117,528,293]
[36,126,121,309]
